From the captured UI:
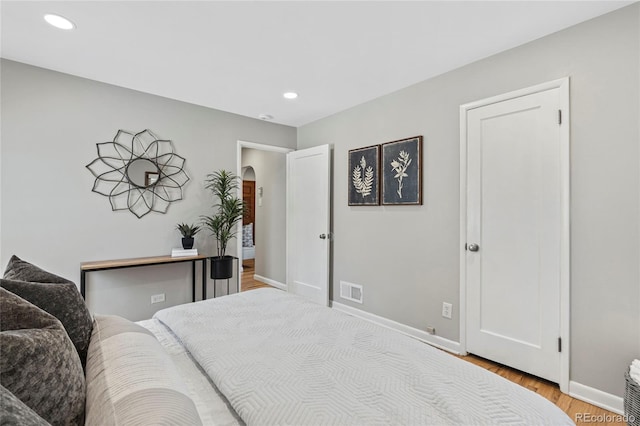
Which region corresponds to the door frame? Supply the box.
[458,78,570,393]
[236,140,294,289]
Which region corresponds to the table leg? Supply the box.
[201,258,206,302]
[235,257,239,294]
[191,260,196,303]
[203,259,208,300]
[80,270,86,299]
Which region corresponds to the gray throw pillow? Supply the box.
[0,288,85,425]
[1,255,93,368]
[0,385,50,426]
[3,255,70,284]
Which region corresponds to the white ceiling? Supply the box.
[1,1,633,127]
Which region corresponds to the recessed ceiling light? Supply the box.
[258,114,274,121]
[283,92,298,100]
[44,14,75,30]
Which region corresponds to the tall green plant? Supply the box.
[201,170,245,258]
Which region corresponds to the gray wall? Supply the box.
[298,5,639,397]
[0,59,296,321]
[242,148,287,284]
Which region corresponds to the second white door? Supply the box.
[464,83,566,384]
[286,145,331,306]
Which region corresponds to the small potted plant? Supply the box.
[176,223,200,249]
[201,170,245,279]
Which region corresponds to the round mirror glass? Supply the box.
[126,158,160,188]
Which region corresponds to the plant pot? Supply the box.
[181,237,194,249]
[211,255,233,279]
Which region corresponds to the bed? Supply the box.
[135,319,242,426]
[149,288,573,425]
[1,254,574,425]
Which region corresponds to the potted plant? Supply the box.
[176,223,200,249]
[201,170,245,279]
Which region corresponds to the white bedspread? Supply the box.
[137,319,243,426]
[154,289,573,426]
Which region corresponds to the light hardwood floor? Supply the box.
[240,260,625,425]
[241,259,270,291]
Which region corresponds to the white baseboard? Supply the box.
[253,274,287,291]
[569,381,624,415]
[330,301,461,354]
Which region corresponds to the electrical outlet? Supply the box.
[151,293,165,304]
[426,326,436,335]
[442,302,453,319]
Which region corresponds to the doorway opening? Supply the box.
[236,141,293,292]
[241,166,256,270]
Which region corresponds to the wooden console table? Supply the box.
[80,255,207,302]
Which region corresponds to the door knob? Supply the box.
[319,234,327,239]
[468,243,479,252]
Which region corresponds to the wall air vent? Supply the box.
[340,281,363,304]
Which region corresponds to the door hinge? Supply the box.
[558,337,562,352]
[558,110,562,125]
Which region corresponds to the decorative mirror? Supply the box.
[126,158,162,188]
[86,129,189,218]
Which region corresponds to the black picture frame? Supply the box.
[348,145,380,206]
[381,136,423,205]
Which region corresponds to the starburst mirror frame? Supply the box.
[86,129,190,218]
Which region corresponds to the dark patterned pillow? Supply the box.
[0,385,50,426]
[1,255,92,367]
[0,288,85,425]
[3,255,69,284]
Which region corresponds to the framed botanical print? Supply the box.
[348,145,380,206]
[381,136,423,205]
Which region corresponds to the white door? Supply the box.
[464,84,567,383]
[286,145,331,306]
